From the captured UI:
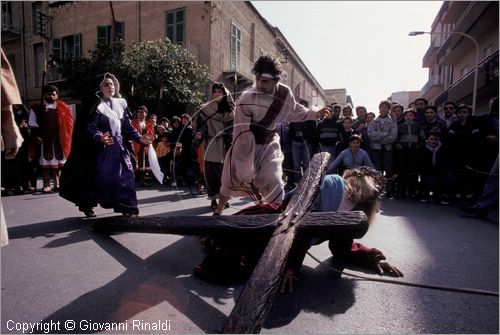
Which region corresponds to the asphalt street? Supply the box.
[1,185,498,334]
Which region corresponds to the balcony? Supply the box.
[1,13,21,41]
[441,1,469,24]
[222,52,254,97]
[422,74,443,98]
[436,1,492,64]
[422,35,441,68]
[434,1,450,24]
[434,49,499,107]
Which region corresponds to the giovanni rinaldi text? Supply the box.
[6,319,172,333]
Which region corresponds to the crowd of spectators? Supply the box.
[280,96,499,206]
[2,93,498,213]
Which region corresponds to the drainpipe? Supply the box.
[21,2,28,100]
[137,1,141,41]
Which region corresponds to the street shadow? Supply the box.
[7,217,90,241]
[264,263,356,329]
[136,190,197,206]
[6,207,214,249]
[10,217,361,333]
[39,235,233,333]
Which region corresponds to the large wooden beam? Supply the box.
[92,211,368,239]
[222,152,331,334]
[91,151,370,333]
[93,214,280,236]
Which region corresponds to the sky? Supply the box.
[251,1,443,113]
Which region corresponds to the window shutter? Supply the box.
[52,38,62,61]
[115,21,125,39]
[97,25,108,45]
[74,33,82,57]
[165,8,185,44]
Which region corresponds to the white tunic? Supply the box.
[220,83,318,204]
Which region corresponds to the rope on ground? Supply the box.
[306,251,499,297]
[465,165,498,176]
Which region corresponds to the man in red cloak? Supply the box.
[29,85,73,193]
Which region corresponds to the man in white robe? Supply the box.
[215,55,331,215]
[1,49,24,246]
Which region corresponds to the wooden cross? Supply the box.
[93,152,368,333]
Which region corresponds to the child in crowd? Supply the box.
[394,110,425,198]
[422,105,447,140]
[335,116,356,153]
[418,130,454,204]
[155,134,172,185]
[390,103,405,125]
[447,104,480,199]
[326,134,374,176]
[367,100,398,198]
[171,142,183,187]
[366,112,376,123]
[191,130,204,194]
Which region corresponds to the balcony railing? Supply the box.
[422,74,443,95]
[436,2,489,61]
[422,42,438,67]
[1,12,21,41]
[1,12,13,29]
[223,52,254,80]
[434,49,498,106]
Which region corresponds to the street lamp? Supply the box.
[409,30,480,113]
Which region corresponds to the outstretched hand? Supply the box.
[375,260,403,277]
[316,106,331,121]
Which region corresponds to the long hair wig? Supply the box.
[343,167,386,222]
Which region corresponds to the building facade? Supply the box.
[420,1,498,114]
[389,91,421,109]
[1,1,326,111]
[323,88,353,108]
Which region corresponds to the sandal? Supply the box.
[42,186,51,194]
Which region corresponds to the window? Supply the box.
[51,33,82,61]
[165,8,185,44]
[2,1,12,29]
[33,43,44,86]
[32,2,42,35]
[230,22,241,71]
[97,21,125,46]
